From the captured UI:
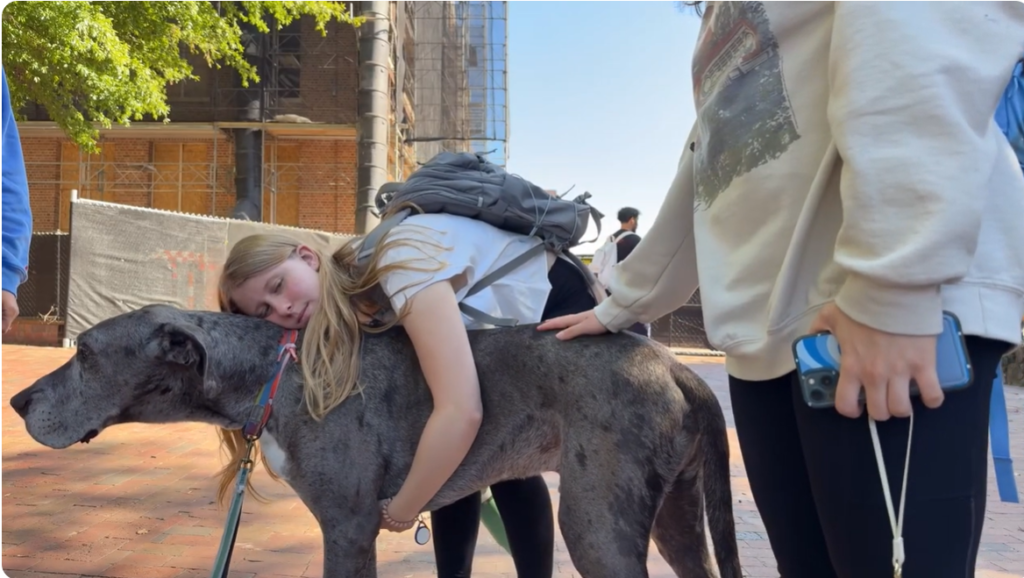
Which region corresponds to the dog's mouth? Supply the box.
[78,429,99,444]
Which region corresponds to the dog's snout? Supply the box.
[10,388,34,418]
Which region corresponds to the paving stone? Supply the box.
[3,346,1022,578]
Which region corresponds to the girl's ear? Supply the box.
[296,245,321,272]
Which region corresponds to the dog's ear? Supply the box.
[150,322,218,396]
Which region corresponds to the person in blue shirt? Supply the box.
[2,67,33,333]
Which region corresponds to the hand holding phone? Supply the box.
[793,310,973,412]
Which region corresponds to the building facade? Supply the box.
[17,2,509,236]
[9,1,510,345]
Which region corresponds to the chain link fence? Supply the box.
[15,232,70,321]
[650,289,722,354]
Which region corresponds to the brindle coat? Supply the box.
[10,304,741,578]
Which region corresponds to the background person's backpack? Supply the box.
[588,230,638,293]
[989,59,1023,504]
[996,60,1024,172]
[357,152,604,326]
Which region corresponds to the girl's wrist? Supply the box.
[382,497,418,526]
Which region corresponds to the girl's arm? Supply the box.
[826,2,1024,336]
[383,279,483,523]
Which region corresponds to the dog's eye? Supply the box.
[77,345,91,362]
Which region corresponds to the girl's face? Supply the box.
[229,247,321,329]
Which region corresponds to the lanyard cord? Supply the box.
[868,410,913,577]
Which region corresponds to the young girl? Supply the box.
[217,210,600,578]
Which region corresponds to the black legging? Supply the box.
[729,335,1012,578]
[431,257,598,578]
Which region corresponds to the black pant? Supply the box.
[729,336,1011,578]
[432,257,598,578]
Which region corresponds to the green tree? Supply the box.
[2,1,362,151]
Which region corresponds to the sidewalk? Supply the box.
[3,344,1022,578]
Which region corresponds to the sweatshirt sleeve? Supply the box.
[594,126,700,332]
[827,1,1024,336]
[2,70,32,297]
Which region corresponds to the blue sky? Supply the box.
[506,1,702,253]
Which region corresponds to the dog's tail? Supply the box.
[672,363,742,578]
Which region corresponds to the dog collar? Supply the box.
[242,330,299,440]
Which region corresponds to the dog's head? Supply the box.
[10,304,228,449]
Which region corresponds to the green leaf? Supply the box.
[2,0,362,151]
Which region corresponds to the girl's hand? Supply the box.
[810,302,942,421]
[536,309,609,340]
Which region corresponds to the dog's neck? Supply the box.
[195,312,302,428]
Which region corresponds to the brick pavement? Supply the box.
[2,344,1022,578]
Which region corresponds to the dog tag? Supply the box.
[414,520,430,545]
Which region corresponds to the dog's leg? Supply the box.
[315,502,380,578]
[557,456,659,578]
[651,467,715,578]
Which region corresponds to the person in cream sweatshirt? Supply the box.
[540,2,1024,577]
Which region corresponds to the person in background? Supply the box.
[2,67,32,334]
[610,207,647,336]
[540,3,1024,577]
[590,207,648,335]
[612,207,642,259]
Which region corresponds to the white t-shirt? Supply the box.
[375,213,552,329]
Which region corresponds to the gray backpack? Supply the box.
[357,152,604,326]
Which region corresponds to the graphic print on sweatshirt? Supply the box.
[691,1,800,209]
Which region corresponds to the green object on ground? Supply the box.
[1003,345,1023,387]
[480,493,511,553]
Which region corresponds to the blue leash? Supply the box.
[990,365,1019,503]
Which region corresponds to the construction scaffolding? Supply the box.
[19,127,357,233]
[16,2,511,235]
[157,14,361,125]
[407,1,509,166]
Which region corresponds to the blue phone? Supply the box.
[792,311,973,409]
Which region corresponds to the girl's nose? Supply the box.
[271,297,293,319]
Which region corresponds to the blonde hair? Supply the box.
[213,215,445,504]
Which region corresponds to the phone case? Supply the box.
[792,311,974,409]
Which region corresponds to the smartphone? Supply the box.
[793,311,973,409]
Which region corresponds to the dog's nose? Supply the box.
[10,389,34,418]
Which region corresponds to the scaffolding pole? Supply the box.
[408,1,508,166]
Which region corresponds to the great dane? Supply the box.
[10,304,741,578]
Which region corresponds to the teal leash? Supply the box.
[209,441,255,578]
[208,330,298,578]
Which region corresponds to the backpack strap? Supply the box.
[458,243,548,327]
[356,207,411,265]
[990,364,1019,503]
[574,192,604,246]
[561,249,603,294]
[613,230,639,244]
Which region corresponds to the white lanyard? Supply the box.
[868,411,913,578]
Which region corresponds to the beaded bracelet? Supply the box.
[380,498,417,530]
